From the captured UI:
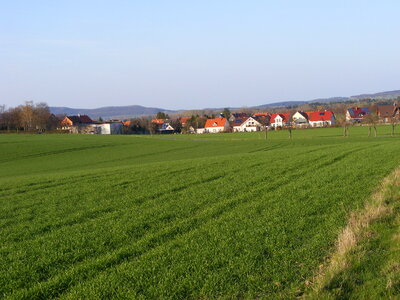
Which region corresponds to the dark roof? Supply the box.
[253,115,270,124]
[230,117,248,126]
[347,107,369,118]
[376,105,396,118]
[296,111,309,120]
[67,115,93,124]
[231,112,250,118]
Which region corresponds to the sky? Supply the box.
[1,0,400,110]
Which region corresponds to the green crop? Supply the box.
[1,126,399,299]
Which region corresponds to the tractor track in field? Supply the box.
[4,146,373,298]
[305,166,400,298]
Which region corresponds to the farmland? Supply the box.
[1,126,399,298]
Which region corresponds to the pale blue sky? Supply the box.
[1,1,399,109]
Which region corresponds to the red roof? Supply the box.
[253,112,269,117]
[307,111,334,122]
[179,117,190,125]
[205,118,228,128]
[151,119,165,125]
[270,113,290,123]
[347,107,370,119]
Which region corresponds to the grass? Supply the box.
[309,168,400,298]
[0,126,399,298]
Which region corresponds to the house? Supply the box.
[204,118,230,133]
[232,117,262,132]
[346,107,370,122]
[179,117,191,127]
[158,122,175,134]
[292,111,309,127]
[270,113,290,128]
[196,128,206,134]
[231,117,247,132]
[69,121,123,134]
[229,112,250,122]
[92,122,123,134]
[123,120,132,127]
[151,119,165,125]
[252,112,269,118]
[394,106,400,120]
[60,114,93,130]
[150,118,176,134]
[307,110,335,127]
[375,105,397,122]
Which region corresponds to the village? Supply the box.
[59,104,400,135]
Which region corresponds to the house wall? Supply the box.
[292,112,308,127]
[309,120,332,127]
[272,116,283,127]
[206,121,230,133]
[70,123,122,134]
[109,123,123,134]
[207,126,224,133]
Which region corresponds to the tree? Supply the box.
[254,116,270,140]
[33,102,51,131]
[390,116,397,136]
[149,121,159,135]
[222,108,231,119]
[170,119,182,133]
[0,105,5,130]
[363,113,379,137]
[7,107,22,131]
[156,112,169,120]
[19,102,33,130]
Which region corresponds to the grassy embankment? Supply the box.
[0,126,399,298]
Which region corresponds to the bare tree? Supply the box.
[33,102,51,131]
[19,101,34,131]
[363,113,379,137]
[390,116,397,136]
[7,107,22,131]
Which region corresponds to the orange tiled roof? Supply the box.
[205,118,227,128]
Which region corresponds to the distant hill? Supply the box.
[309,97,348,103]
[50,89,400,119]
[254,90,400,108]
[350,90,400,100]
[50,105,174,119]
[253,101,307,108]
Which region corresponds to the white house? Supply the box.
[292,111,309,127]
[270,113,290,128]
[158,122,175,134]
[72,122,123,134]
[232,117,262,132]
[345,107,370,122]
[307,111,335,127]
[204,118,230,133]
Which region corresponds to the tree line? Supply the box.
[0,102,59,132]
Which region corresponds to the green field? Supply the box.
[1,127,399,299]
